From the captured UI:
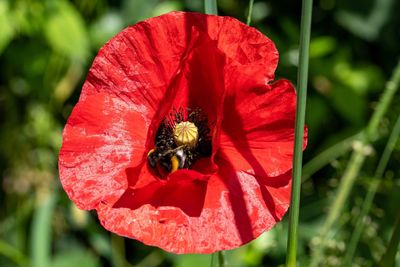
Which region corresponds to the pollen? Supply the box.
[173,121,199,148]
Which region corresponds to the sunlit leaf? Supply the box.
[44,0,89,61]
[333,61,384,95]
[309,36,337,58]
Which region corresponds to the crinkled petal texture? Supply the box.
[59,11,306,254]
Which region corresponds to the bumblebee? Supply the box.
[147,107,212,175]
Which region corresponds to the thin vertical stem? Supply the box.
[205,0,218,15]
[310,60,400,266]
[218,251,227,267]
[285,0,313,266]
[31,193,56,267]
[343,114,400,266]
[246,0,255,25]
[210,251,226,267]
[211,253,217,267]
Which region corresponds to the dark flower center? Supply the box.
[147,108,212,173]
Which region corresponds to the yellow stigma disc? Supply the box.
[173,121,198,148]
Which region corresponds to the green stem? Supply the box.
[210,251,226,267]
[310,59,400,266]
[246,0,255,25]
[285,0,313,266]
[31,193,56,267]
[205,0,218,15]
[378,213,400,267]
[218,251,226,267]
[343,114,400,267]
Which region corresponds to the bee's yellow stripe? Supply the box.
[170,156,179,173]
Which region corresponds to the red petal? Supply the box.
[80,11,277,116]
[219,79,307,177]
[96,157,291,254]
[59,92,152,209]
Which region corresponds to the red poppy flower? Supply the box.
[59,11,307,254]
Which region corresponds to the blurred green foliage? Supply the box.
[1,0,400,266]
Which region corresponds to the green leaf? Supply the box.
[333,61,384,95]
[309,36,337,58]
[44,0,89,61]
